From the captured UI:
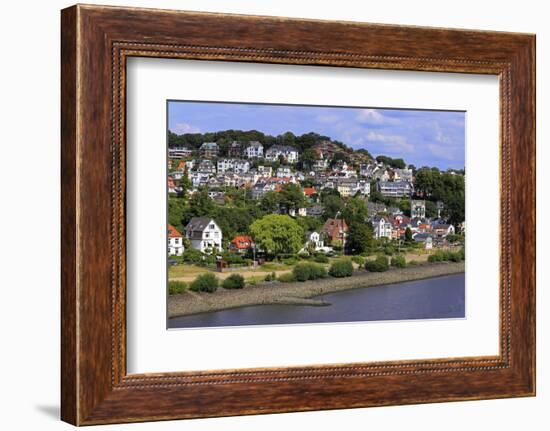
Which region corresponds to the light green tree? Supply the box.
[249,214,304,257]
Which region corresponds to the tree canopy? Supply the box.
[249,215,304,256]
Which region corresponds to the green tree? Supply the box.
[259,191,280,213]
[182,189,215,223]
[279,183,306,211]
[321,194,345,220]
[347,222,374,254]
[404,227,413,242]
[342,196,369,225]
[249,215,304,257]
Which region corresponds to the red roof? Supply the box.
[230,235,254,249]
[167,224,182,238]
[303,187,316,197]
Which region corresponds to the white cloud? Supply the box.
[366,131,414,153]
[316,114,340,124]
[171,122,201,134]
[356,109,400,125]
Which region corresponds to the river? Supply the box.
[168,273,465,329]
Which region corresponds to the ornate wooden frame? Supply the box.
[61,4,536,425]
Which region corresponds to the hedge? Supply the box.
[190,273,219,292]
[329,259,354,278]
[365,255,390,272]
[222,274,245,289]
[168,281,187,295]
[391,254,407,268]
[292,262,327,282]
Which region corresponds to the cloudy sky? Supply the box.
[168,101,465,170]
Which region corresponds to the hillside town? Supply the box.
[167,135,464,265]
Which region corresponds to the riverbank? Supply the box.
[168,261,465,318]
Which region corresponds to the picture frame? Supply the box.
[61,4,535,425]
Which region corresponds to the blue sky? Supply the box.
[168,101,465,170]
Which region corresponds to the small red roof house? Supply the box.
[168,176,177,193]
[168,224,183,238]
[303,187,316,197]
[322,218,349,242]
[229,235,255,253]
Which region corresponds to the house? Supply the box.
[216,159,250,174]
[288,207,307,217]
[196,159,216,174]
[229,235,254,253]
[377,181,413,198]
[304,231,325,251]
[168,146,193,159]
[306,204,324,217]
[184,217,223,253]
[411,199,426,218]
[303,187,317,199]
[244,141,264,158]
[391,168,413,182]
[257,165,272,177]
[199,142,219,158]
[265,145,299,163]
[433,223,455,238]
[167,224,184,256]
[413,233,433,249]
[313,158,329,171]
[167,176,178,194]
[322,218,348,243]
[372,216,393,239]
[228,141,242,158]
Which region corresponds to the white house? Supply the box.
[377,181,413,198]
[372,216,393,239]
[184,217,223,253]
[245,141,264,158]
[265,145,299,163]
[216,159,250,174]
[168,146,193,159]
[167,224,184,256]
[302,231,327,253]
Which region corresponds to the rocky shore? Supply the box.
[168,261,465,318]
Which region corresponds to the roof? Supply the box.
[303,187,316,197]
[185,217,215,233]
[167,224,182,238]
[230,235,254,249]
[200,142,218,149]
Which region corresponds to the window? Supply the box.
[209,224,215,229]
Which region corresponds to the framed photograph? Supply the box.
[61,4,536,425]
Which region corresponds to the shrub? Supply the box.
[313,254,329,263]
[391,254,407,268]
[448,252,462,262]
[365,256,390,272]
[457,247,466,260]
[408,259,420,266]
[310,264,327,279]
[168,281,187,295]
[222,274,245,289]
[297,251,311,260]
[293,263,312,281]
[278,273,295,283]
[292,262,327,281]
[182,249,203,264]
[221,252,246,265]
[428,251,446,262]
[190,273,219,293]
[282,256,298,265]
[329,259,354,278]
[351,255,365,266]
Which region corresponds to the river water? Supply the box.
[168,273,465,329]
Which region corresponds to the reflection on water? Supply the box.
[169,273,465,329]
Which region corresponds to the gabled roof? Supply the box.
[185,217,216,233]
[167,224,182,238]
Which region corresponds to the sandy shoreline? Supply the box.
[168,261,465,319]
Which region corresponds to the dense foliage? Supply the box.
[292,262,327,281]
[365,255,390,272]
[328,259,354,278]
[249,214,304,257]
[190,273,219,292]
[168,281,187,295]
[222,274,245,289]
